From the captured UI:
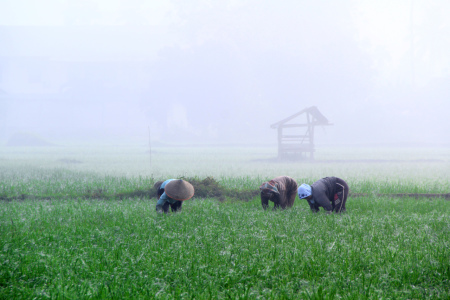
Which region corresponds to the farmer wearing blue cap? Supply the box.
[154,179,195,213]
[259,176,298,210]
[298,177,349,213]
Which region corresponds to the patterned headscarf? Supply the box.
[259,181,280,195]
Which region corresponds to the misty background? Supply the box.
[0,0,449,147]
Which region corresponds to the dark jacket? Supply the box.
[260,176,298,209]
[308,177,342,212]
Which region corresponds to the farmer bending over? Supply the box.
[298,177,349,213]
[154,179,194,213]
[260,176,298,210]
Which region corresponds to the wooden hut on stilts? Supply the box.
[270,106,332,161]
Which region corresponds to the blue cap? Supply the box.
[298,184,312,199]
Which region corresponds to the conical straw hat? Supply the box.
[165,179,195,201]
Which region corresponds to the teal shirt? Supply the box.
[156,179,178,212]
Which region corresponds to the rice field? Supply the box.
[0,145,449,299]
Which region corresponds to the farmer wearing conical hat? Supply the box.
[154,179,195,213]
[298,177,349,213]
[259,176,298,210]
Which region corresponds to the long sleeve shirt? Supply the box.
[260,176,298,209]
[156,179,178,212]
[307,177,342,212]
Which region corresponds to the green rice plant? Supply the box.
[0,145,449,299]
[0,196,449,299]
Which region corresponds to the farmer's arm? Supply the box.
[307,200,320,212]
[156,192,168,213]
[314,192,333,212]
[261,193,269,210]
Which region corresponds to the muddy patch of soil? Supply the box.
[183,177,259,202]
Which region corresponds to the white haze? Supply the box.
[0,0,449,146]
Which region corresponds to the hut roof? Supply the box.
[270,106,331,129]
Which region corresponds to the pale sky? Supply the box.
[2,0,449,86]
[0,0,449,145]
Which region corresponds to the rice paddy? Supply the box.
[0,145,449,299]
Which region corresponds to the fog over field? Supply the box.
[0,0,449,146]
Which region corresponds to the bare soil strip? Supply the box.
[1,177,448,201]
[2,192,449,202]
[350,193,450,199]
